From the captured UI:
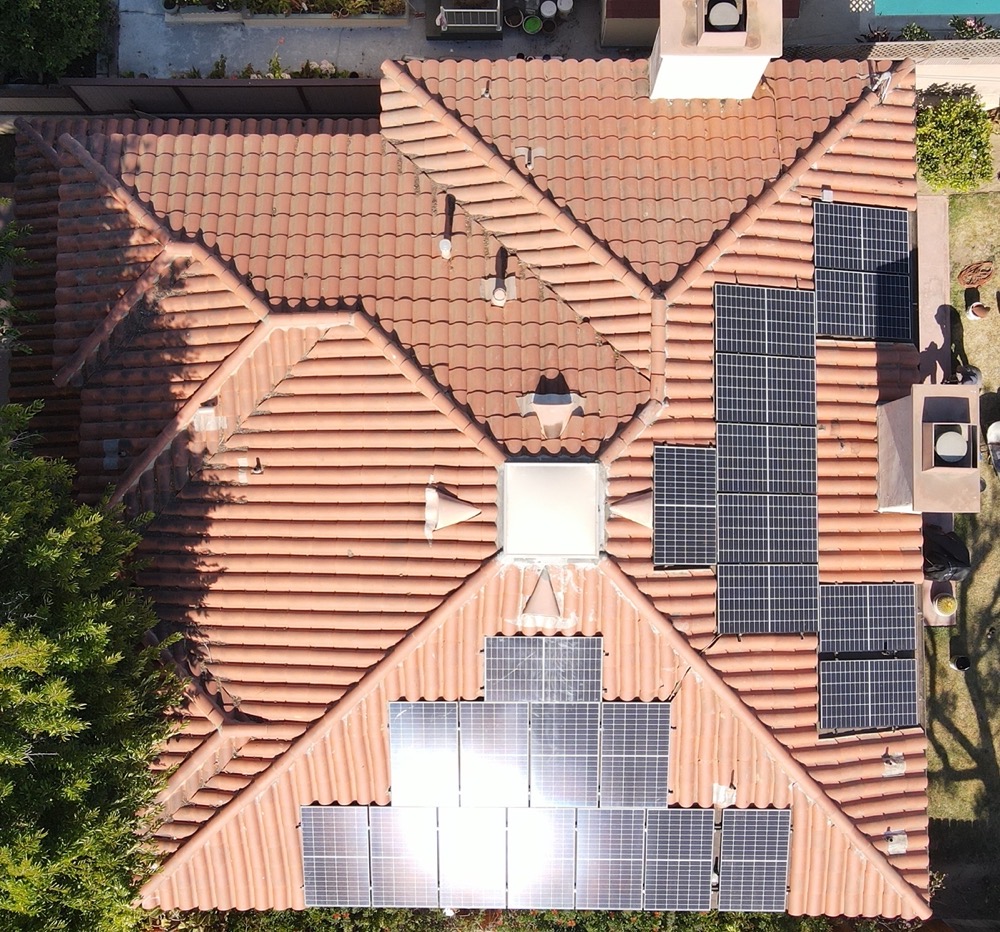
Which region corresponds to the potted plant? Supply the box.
[933,592,957,617]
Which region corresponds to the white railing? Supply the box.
[438,1,501,30]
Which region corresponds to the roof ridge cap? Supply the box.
[381,61,655,303]
[351,309,508,465]
[108,311,350,507]
[48,132,270,387]
[141,557,505,901]
[599,557,931,920]
[662,58,915,308]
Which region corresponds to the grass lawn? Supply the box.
[924,194,1000,907]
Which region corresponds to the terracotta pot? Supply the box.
[966,301,990,320]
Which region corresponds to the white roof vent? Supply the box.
[609,488,654,530]
[425,486,482,539]
[519,569,563,626]
[517,391,585,440]
[501,461,604,561]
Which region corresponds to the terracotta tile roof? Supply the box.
[9,56,930,920]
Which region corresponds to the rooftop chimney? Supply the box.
[649,0,782,101]
[876,383,981,515]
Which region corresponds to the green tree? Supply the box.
[916,87,995,192]
[0,0,107,80]
[0,402,180,931]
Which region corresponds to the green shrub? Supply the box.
[898,23,933,41]
[917,89,995,191]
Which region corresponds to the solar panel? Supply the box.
[458,702,529,807]
[483,636,603,702]
[815,269,912,342]
[717,423,817,495]
[716,564,819,634]
[388,702,459,806]
[653,446,717,567]
[483,636,543,702]
[644,808,715,911]
[529,703,599,807]
[575,808,645,909]
[719,809,791,912]
[715,284,815,359]
[369,807,438,907]
[599,702,671,808]
[507,808,577,908]
[814,202,910,274]
[819,583,917,654]
[542,636,604,702]
[717,494,817,564]
[438,807,507,908]
[716,354,816,427]
[300,806,371,907]
[819,658,919,732]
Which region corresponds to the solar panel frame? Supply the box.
[458,701,529,807]
[388,701,459,807]
[816,269,912,342]
[507,808,577,909]
[483,636,544,702]
[717,422,818,496]
[814,202,910,274]
[599,702,672,808]
[300,806,371,908]
[717,494,817,565]
[644,808,715,911]
[716,355,816,427]
[369,807,439,908]
[653,446,718,568]
[529,702,600,807]
[716,564,819,634]
[542,636,604,702]
[819,583,917,654]
[819,658,919,732]
[438,807,507,908]
[483,636,604,703]
[714,284,815,359]
[719,808,791,913]
[575,808,646,910]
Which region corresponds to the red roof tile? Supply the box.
[10,56,929,920]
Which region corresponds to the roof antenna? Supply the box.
[492,247,509,307]
[439,194,456,259]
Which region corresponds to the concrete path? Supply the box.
[118,0,1000,78]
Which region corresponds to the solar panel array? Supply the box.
[817,583,919,733]
[653,445,717,567]
[712,282,820,635]
[813,202,913,342]
[301,804,791,911]
[302,636,793,910]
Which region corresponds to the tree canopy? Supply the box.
[0,0,106,80]
[0,402,179,931]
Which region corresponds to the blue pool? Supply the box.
[876,0,1000,13]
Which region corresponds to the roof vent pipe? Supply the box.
[439,194,456,259]
[492,247,509,306]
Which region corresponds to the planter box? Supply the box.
[243,11,407,26]
[167,8,243,22]
[166,7,407,25]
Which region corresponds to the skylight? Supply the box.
[500,462,604,561]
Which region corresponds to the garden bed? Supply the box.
[165,0,406,23]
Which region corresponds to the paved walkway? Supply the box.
[119,0,1000,78]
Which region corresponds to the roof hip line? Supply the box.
[23,129,272,387]
[381,61,656,303]
[108,311,352,507]
[598,557,931,920]
[141,557,505,900]
[352,309,508,465]
[661,58,917,308]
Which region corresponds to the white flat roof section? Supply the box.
[501,462,604,561]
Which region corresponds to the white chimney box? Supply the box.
[649,0,783,101]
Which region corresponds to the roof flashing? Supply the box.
[500,461,604,562]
